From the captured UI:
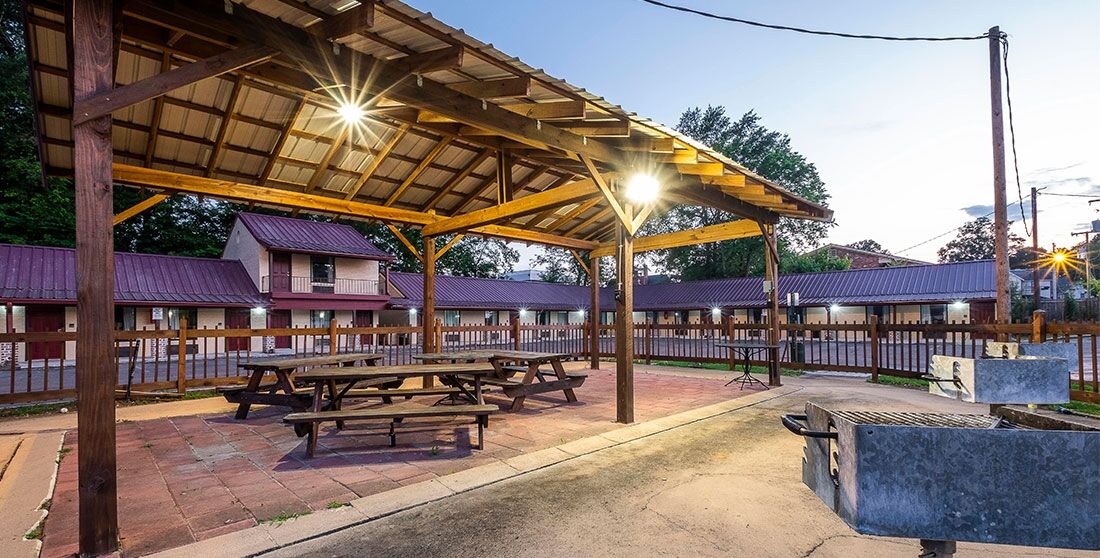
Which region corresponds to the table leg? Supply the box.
[234,370,265,419]
[327,379,345,429]
[475,374,483,405]
[551,359,577,403]
[308,381,324,456]
[509,362,539,412]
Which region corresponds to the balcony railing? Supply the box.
[261,275,387,296]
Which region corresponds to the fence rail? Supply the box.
[0,313,1095,405]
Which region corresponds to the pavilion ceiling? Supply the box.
[23,0,832,247]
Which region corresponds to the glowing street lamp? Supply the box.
[624,173,659,204]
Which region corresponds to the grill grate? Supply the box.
[829,410,1029,429]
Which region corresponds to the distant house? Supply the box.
[805,244,928,269]
[504,269,544,281]
[1010,269,1085,300]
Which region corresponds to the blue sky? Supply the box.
[409,0,1099,265]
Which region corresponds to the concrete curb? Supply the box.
[0,431,66,558]
[146,386,800,558]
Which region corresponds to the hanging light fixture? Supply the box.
[624,173,659,203]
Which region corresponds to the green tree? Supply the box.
[530,248,613,285]
[781,251,851,274]
[640,107,833,281]
[937,216,1025,265]
[847,239,888,253]
[1064,291,1079,321]
[352,222,517,278]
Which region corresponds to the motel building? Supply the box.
[0,213,995,366]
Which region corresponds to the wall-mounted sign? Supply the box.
[151,307,165,321]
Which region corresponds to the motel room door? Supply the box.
[225,308,251,351]
[26,305,65,360]
[969,301,996,340]
[354,310,374,347]
[269,310,292,349]
[271,253,291,292]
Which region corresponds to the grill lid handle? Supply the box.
[781,414,838,439]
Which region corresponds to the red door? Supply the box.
[269,309,291,349]
[271,253,291,292]
[26,305,65,360]
[969,302,996,340]
[355,310,373,346]
[225,308,251,351]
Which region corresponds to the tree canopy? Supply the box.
[847,239,889,254]
[633,106,834,281]
[937,216,1027,267]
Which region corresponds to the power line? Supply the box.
[1043,192,1099,198]
[1000,34,1029,237]
[636,0,992,42]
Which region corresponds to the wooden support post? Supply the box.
[989,26,1011,330]
[869,314,880,383]
[512,313,522,350]
[176,318,187,394]
[615,208,635,424]
[434,319,443,352]
[589,256,600,370]
[1031,309,1046,343]
[764,224,781,386]
[328,318,338,355]
[72,0,119,553]
[422,236,436,354]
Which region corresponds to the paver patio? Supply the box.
[40,366,748,557]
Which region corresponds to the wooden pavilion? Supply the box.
[21,0,832,553]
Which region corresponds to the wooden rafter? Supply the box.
[436,234,465,258]
[423,148,491,210]
[258,97,305,185]
[543,197,601,234]
[569,249,590,275]
[580,154,635,234]
[421,174,611,238]
[112,164,597,250]
[589,219,762,258]
[385,137,452,206]
[345,124,409,200]
[73,43,279,125]
[112,194,168,225]
[204,74,243,177]
[304,126,350,193]
[563,206,612,237]
[304,3,373,40]
[142,51,170,166]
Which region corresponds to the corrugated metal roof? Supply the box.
[236,213,393,260]
[388,272,595,311]
[0,244,267,307]
[388,260,996,311]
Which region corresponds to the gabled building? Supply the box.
[805,244,928,269]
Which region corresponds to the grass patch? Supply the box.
[142,443,154,449]
[642,359,803,377]
[24,521,43,540]
[325,501,349,510]
[0,402,72,419]
[1070,382,1096,394]
[0,387,223,420]
[263,510,309,525]
[55,446,72,464]
[1046,400,1100,417]
[429,446,441,456]
[869,374,929,390]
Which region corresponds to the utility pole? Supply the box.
[989,26,1010,324]
[1031,186,1040,306]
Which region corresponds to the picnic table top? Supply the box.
[714,342,779,350]
[414,350,572,362]
[295,362,497,382]
[239,352,384,371]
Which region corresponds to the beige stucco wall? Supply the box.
[222,219,268,289]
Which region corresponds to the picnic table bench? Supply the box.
[220,352,386,419]
[285,363,500,456]
[415,350,586,411]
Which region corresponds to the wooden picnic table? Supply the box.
[715,342,777,390]
[414,350,585,411]
[222,352,384,419]
[288,363,500,456]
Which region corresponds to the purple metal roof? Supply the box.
[0,244,267,307]
[387,272,598,311]
[236,213,393,260]
[388,260,995,311]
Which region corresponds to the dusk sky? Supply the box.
[410,0,1099,268]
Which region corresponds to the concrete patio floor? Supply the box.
[37,364,744,557]
[260,373,1097,558]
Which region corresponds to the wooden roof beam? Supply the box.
[421,174,611,237]
[73,43,279,125]
[501,100,587,121]
[305,3,374,40]
[384,137,453,206]
[589,219,761,258]
[448,77,530,99]
[424,149,492,210]
[113,194,169,226]
[112,164,594,250]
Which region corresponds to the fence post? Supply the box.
[176,318,188,394]
[644,322,653,365]
[434,319,443,351]
[512,316,522,350]
[328,318,338,355]
[869,315,879,383]
[1031,309,1045,343]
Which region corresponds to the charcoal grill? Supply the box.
[783,402,1100,557]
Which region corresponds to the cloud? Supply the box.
[961,203,1028,221]
[1029,162,1084,175]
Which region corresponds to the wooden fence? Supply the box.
[0,313,1095,405]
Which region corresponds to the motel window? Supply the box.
[865,305,890,324]
[555,311,569,325]
[921,304,947,325]
[600,311,614,325]
[749,309,763,323]
[310,255,335,284]
[444,310,461,326]
[310,310,334,328]
[484,311,498,326]
[167,308,197,330]
[536,311,551,325]
[114,307,137,331]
